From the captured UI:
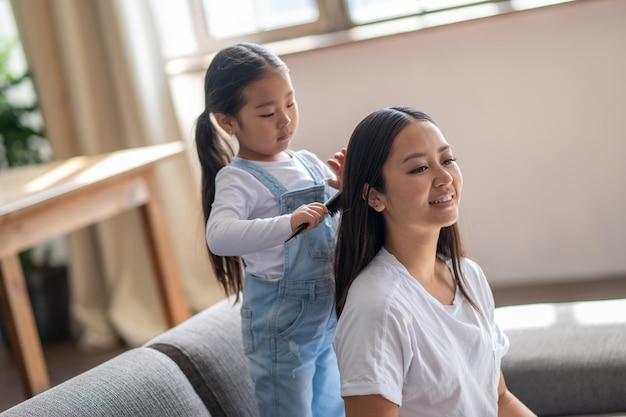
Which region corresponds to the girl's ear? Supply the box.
[362,184,385,212]
[214,113,236,135]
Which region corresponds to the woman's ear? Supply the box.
[214,113,236,136]
[363,184,385,212]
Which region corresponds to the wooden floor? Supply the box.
[1,276,625,412]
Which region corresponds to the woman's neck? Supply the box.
[384,234,456,305]
[384,228,438,278]
[384,227,456,305]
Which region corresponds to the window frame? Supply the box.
[160,0,576,75]
[186,0,353,56]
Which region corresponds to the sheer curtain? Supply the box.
[10,0,222,349]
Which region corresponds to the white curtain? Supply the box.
[10,0,223,349]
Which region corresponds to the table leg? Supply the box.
[0,254,50,397]
[139,169,191,327]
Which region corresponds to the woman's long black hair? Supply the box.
[195,43,285,299]
[335,106,478,317]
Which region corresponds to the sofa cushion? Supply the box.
[497,299,626,416]
[0,348,211,417]
[147,297,258,417]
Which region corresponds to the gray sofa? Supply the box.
[498,299,626,417]
[1,297,258,417]
[2,297,625,416]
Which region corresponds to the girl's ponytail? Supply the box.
[195,110,243,299]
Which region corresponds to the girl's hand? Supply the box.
[290,203,328,233]
[327,147,347,190]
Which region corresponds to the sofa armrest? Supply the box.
[0,348,211,417]
[146,297,258,417]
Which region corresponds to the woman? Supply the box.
[333,106,535,417]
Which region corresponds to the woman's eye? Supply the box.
[443,158,457,165]
[410,166,428,174]
[260,112,275,118]
[287,102,295,108]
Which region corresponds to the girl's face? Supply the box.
[231,67,299,161]
[369,120,462,234]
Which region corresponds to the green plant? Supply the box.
[0,37,50,271]
[0,37,48,170]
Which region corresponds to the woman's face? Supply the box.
[371,120,462,234]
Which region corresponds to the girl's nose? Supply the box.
[278,112,291,128]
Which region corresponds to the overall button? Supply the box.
[286,198,295,208]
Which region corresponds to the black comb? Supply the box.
[325,191,342,216]
[285,192,342,243]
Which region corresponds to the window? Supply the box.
[149,0,340,62]
[202,0,319,39]
[148,0,576,72]
[145,0,577,182]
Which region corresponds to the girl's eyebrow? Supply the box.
[401,145,451,163]
[254,90,294,109]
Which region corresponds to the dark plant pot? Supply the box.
[0,266,70,348]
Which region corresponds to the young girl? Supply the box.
[333,106,536,417]
[195,42,345,417]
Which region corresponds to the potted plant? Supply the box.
[0,36,69,344]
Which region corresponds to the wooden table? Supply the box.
[0,142,192,397]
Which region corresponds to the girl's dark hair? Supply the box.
[335,106,478,317]
[195,43,285,299]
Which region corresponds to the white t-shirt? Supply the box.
[206,150,335,281]
[333,248,509,417]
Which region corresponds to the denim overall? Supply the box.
[231,152,344,417]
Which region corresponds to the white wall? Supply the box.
[289,0,626,287]
[180,0,626,287]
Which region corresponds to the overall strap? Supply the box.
[229,157,287,202]
[289,151,325,185]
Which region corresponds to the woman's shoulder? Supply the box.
[355,250,402,283]
[457,256,496,310]
[438,255,484,278]
[459,256,485,277]
[343,252,408,312]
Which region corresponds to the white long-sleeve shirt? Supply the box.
[206,150,335,281]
